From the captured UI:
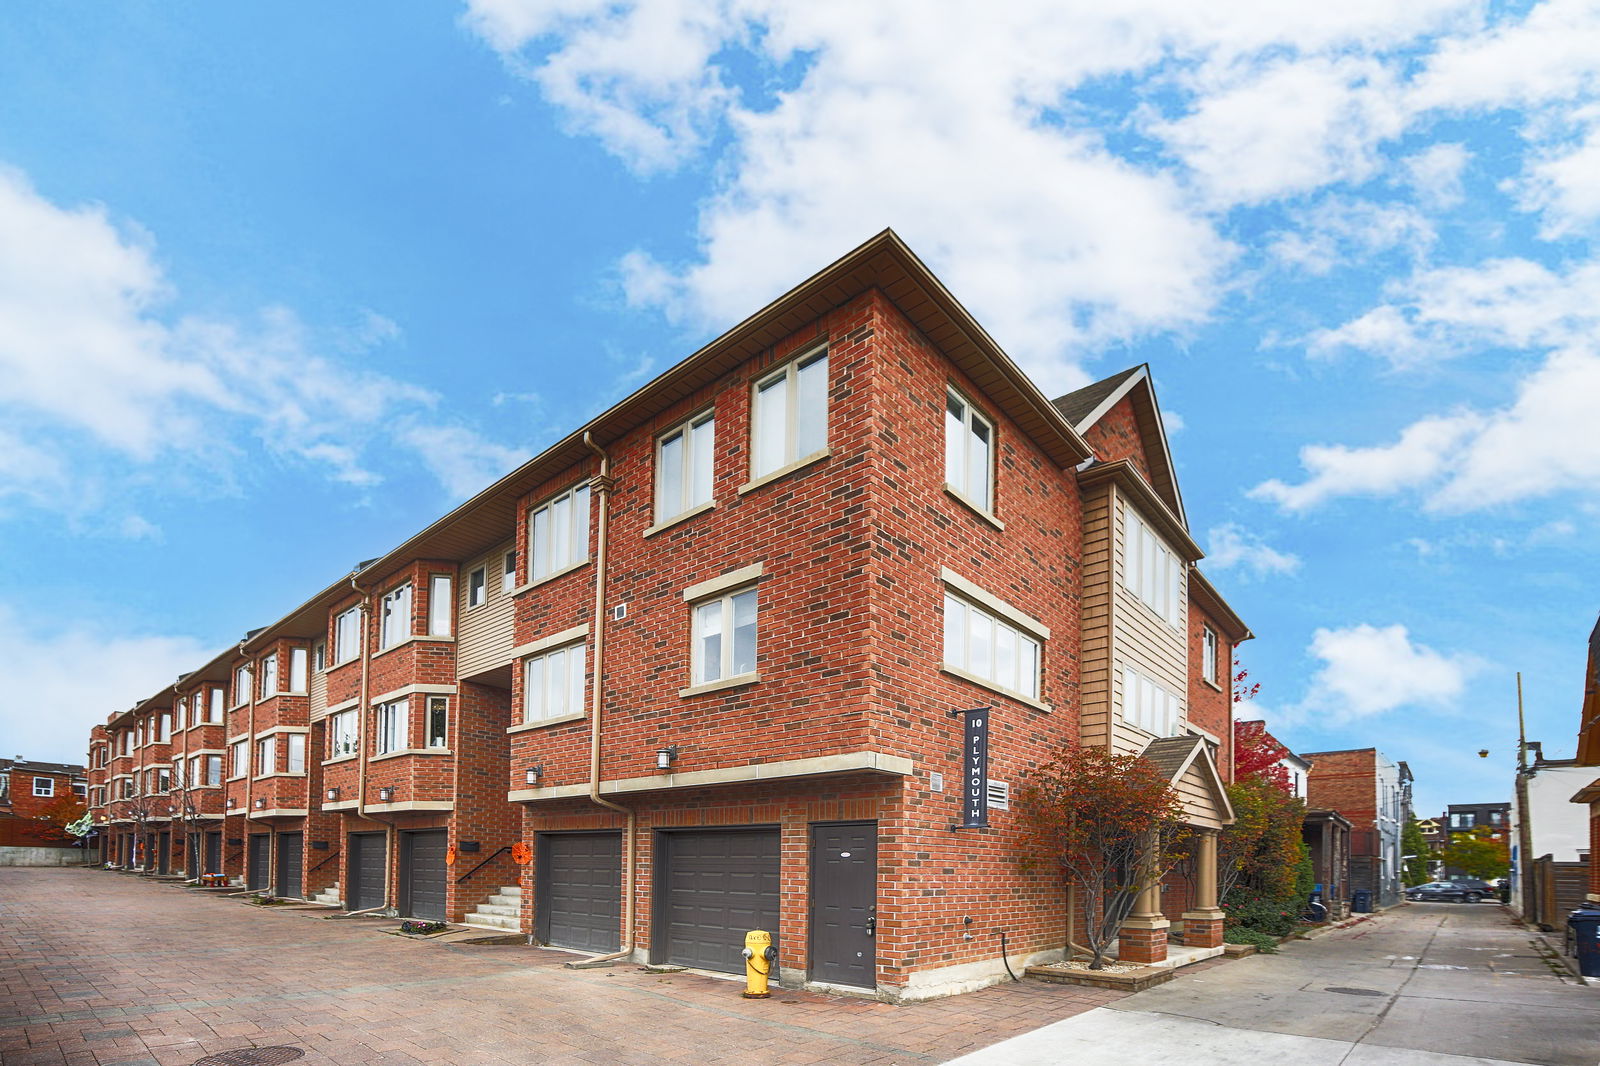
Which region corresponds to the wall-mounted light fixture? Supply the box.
[225,797,235,808]
[525,765,544,786]
[378,786,394,802]
[656,745,679,771]
[325,787,340,801]
[168,804,177,814]
[253,797,266,809]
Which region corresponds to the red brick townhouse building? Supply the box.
[86,232,1250,1001]
[0,756,86,848]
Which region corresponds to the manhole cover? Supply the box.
[1324,987,1385,997]
[192,1047,305,1066]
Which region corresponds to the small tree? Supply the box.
[1441,826,1510,881]
[38,795,87,841]
[1401,819,1430,886]
[1232,720,1292,792]
[1018,745,1191,970]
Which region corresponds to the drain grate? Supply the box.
[1324,987,1385,997]
[193,1047,306,1066]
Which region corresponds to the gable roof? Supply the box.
[1053,364,1185,524]
[1139,734,1235,827]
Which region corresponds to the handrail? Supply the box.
[455,845,512,884]
[308,850,338,875]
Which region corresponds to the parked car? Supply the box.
[1406,879,1493,903]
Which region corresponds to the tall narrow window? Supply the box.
[692,587,758,686]
[523,643,586,722]
[259,654,278,699]
[159,712,172,742]
[208,687,224,723]
[174,698,187,732]
[188,755,201,787]
[287,647,309,692]
[1202,626,1218,684]
[206,754,222,787]
[286,734,306,774]
[530,483,591,581]
[428,574,452,636]
[312,640,326,674]
[230,741,247,779]
[379,584,412,649]
[334,606,361,664]
[328,710,358,758]
[752,347,827,478]
[501,550,517,593]
[426,696,448,749]
[656,411,716,522]
[233,665,252,707]
[171,761,184,789]
[945,390,994,512]
[256,736,276,777]
[375,699,408,754]
[468,566,488,607]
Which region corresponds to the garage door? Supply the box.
[401,830,448,921]
[247,834,271,891]
[657,829,780,974]
[348,832,387,911]
[537,832,621,952]
[204,832,221,876]
[275,832,304,899]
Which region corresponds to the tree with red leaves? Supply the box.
[1018,744,1192,970]
[1233,720,1292,793]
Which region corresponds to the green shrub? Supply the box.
[1223,926,1279,952]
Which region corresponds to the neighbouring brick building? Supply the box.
[0,757,87,848]
[1572,613,1600,904]
[82,232,1252,1000]
[1302,747,1412,909]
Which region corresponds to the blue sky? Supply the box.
[2,2,1596,820]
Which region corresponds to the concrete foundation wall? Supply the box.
[0,846,97,866]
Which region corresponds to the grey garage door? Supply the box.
[400,830,448,921]
[204,832,221,876]
[275,832,304,899]
[348,832,387,911]
[247,834,271,891]
[657,829,780,974]
[537,832,621,952]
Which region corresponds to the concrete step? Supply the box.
[487,894,520,908]
[475,903,518,917]
[463,913,521,932]
[496,886,522,897]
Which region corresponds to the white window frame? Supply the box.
[256,736,276,777]
[529,482,591,582]
[1202,626,1219,685]
[501,550,517,593]
[375,699,408,754]
[945,388,995,513]
[158,712,171,743]
[174,698,187,732]
[751,346,828,479]
[523,642,586,723]
[286,733,306,774]
[259,653,278,699]
[229,741,247,780]
[287,647,309,693]
[655,410,716,523]
[428,574,452,636]
[379,583,412,650]
[312,640,326,674]
[468,565,487,608]
[327,710,358,759]
[32,776,53,797]
[942,591,1042,702]
[334,606,361,665]
[1122,505,1183,629]
[205,754,223,787]
[155,768,170,794]
[233,665,252,708]
[691,586,759,687]
[208,688,224,723]
[1121,666,1182,737]
[425,696,448,749]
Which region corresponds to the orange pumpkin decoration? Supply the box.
[511,841,532,864]
[445,845,458,866]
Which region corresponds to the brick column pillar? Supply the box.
[1118,838,1170,964]
[1181,828,1226,949]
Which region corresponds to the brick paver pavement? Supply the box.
[0,868,1128,1066]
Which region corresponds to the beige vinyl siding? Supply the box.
[308,663,328,722]
[1173,759,1224,829]
[1077,481,1115,749]
[456,539,517,680]
[1110,490,1188,757]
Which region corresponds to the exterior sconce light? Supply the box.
[253,797,266,809]
[656,745,679,771]
[378,786,395,802]
[168,804,177,814]
[326,787,340,801]
[525,765,543,786]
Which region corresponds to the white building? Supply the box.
[1512,746,1594,919]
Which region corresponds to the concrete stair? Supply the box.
[462,885,522,932]
[310,882,342,908]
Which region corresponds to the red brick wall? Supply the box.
[1187,605,1233,782]
[1082,395,1154,485]
[1305,749,1378,831]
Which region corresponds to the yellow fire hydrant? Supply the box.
[741,929,777,998]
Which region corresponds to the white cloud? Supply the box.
[0,167,522,509]
[118,515,163,542]
[1161,410,1186,433]
[1403,142,1470,208]
[1269,197,1434,276]
[1514,111,1600,238]
[0,605,214,765]
[395,422,526,499]
[1409,0,1600,114]
[1250,412,1484,511]
[1299,622,1481,720]
[1205,523,1302,578]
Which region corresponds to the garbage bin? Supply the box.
[1568,905,1600,978]
[1352,890,1372,913]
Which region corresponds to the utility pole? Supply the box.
[1514,672,1536,919]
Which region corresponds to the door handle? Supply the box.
[866,907,876,937]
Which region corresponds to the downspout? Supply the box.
[568,431,636,968]
[239,639,255,863]
[349,571,390,909]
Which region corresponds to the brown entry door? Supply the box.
[809,822,876,989]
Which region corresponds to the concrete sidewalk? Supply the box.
[947,903,1600,1066]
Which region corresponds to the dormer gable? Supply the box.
[1053,365,1185,525]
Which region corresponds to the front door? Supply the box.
[247,834,271,891]
[275,832,304,899]
[157,831,171,874]
[204,831,221,875]
[399,830,448,921]
[809,821,877,988]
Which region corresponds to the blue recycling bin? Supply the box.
[1352,890,1372,913]
[1568,905,1600,978]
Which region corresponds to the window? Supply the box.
[72,781,86,797]
[233,665,252,707]
[155,769,170,794]
[205,754,222,787]
[188,756,201,787]
[328,710,358,758]
[428,574,452,636]
[1489,810,1504,826]
[379,584,412,649]
[530,483,591,581]
[208,688,224,723]
[468,566,488,607]
[288,647,309,692]
[175,698,187,732]
[1121,667,1181,737]
[945,390,994,511]
[375,699,408,754]
[942,593,1041,700]
[312,640,326,674]
[692,587,758,686]
[752,347,827,478]
[334,606,361,665]
[170,760,182,789]
[502,551,517,593]
[426,696,448,748]
[524,642,586,722]
[229,741,247,779]
[121,732,132,755]
[137,722,145,747]
[1123,506,1183,628]
[158,712,171,742]
[32,776,53,797]
[286,734,306,774]
[256,736,277,777]
[1202,626,1219,684]
[656,411,716,522]
[259,654,278,699]
[1450,813,1471,829]
[121,778,134,799]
